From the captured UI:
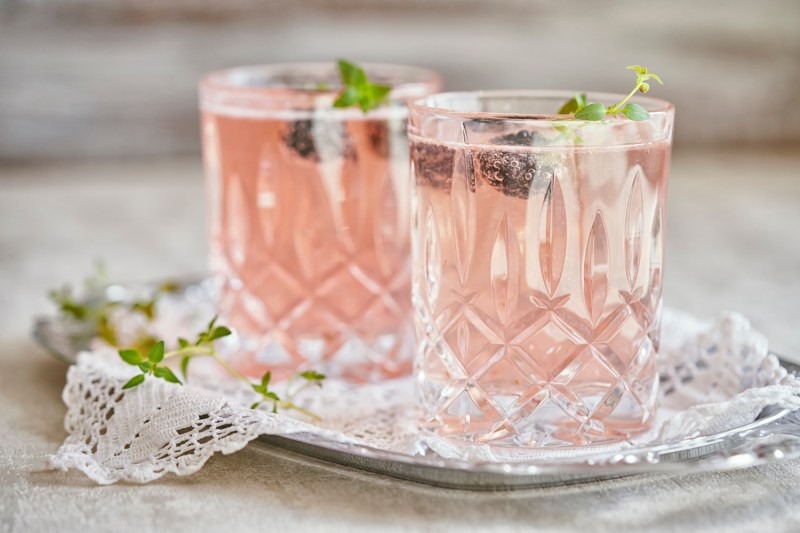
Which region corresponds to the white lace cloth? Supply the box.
[50,309,800,484]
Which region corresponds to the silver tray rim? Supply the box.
[32,277,800,490]
[255,398,798,489]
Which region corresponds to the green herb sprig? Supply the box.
[559,65,664,121]
[49,265,326,420]
[332,59,391,113]
[48,262,176,353]
[116,316,326,420]
[48,260,110,322]
[250,369,326,413]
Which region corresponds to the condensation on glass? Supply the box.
[200,63,441,382]
[408,91,674,446]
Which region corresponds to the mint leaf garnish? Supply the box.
[333,59,391,113]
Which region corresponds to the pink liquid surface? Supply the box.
[203,111,414,382]
[411,135,671,446]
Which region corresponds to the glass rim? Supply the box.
[201,61,442,103]
[409,89,674,122]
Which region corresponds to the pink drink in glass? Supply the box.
[409,91,674,445]
[200,64,441,382]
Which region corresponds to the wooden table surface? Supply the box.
[1,147,798,532]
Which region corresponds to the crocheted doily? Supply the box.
[49,307,800,484]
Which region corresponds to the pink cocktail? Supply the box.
[409,91,674,446]
[200,64,441,382]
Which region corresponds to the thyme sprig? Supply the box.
[117,316,326,420]
[49,265,326,419]
[558,65,664,121]
[48,262,176,353]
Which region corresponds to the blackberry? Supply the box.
[473,130,553,199]
[284,120,317,160]
[492,129,543,147]
[411,142,455,190]
[283,120,354,161]
[367,121,390,158]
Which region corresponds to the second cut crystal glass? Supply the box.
[409,91,674,446]
[201,63,441,382]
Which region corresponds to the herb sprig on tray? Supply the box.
[48,261,177,353]
[558,65,664,121]
[116,316,326,419]
[49,265,325,419]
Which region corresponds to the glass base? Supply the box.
[419,379,658,447]
[416,331,660,447]
[221,325,415,383]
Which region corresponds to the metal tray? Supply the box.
[33,278,800,490]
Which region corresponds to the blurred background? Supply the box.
[1,1,799,353]
[1,0,799,160]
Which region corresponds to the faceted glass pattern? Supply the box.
[200,64,440,382]
[409,92,674,446]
